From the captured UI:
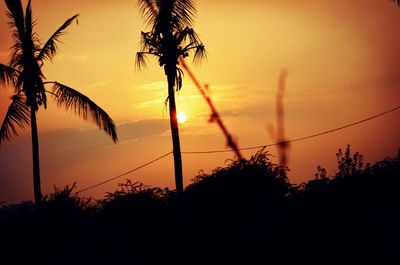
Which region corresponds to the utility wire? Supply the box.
[182,105,400,154]
[76,152,172,194]
[76,105,400,193]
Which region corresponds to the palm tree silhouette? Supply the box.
[136,0,206,195]
[0,0,118,205]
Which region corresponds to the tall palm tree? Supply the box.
[136,0,206,195]
[0,0,118,205]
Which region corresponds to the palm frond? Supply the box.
[160,0,194,29]
[0,93,31,145]
[37,79,47,109]
[175,67,184,91]
[136,0,205,75]
[140,31,161,52]
[192,44,207,64]
[176,27,200,46]
[137,0,159,26]
[141,0,197,33]
[48,82,118,143]
[23,0,40,52]
[0,64,19,88]
[135,52,148,71]
[36,14,79,62]
[174,0,196,27]
[9,43,23,70]
[4,0,25,41]
[16,72,24,90]
[24,0,32,39]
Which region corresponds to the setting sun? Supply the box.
[177,112,187,124]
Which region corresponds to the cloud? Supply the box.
[136,98,167,109]
[0,119,170,155]
[133,81,167,91]
[38,119,170,149]
[118,119,170,142]
[131,81,198,92]
[0,119,171,203]
[84,81,108,89]
[58,54,90,61]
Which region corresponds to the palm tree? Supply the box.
[136,0,206,196]
[0,0,118,205]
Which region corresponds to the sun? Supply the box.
[177,112,187,124]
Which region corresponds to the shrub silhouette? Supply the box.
[41,183,93,217]
[185,150,290,213]
[1,147,399,264]
[287,146,400,263]
[99,180,169,222]
[336,144,365,178]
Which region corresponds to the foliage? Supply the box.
[1,148,399,264]
[136,0,206,76]
[41,183,94,215]
[294,145,400,210]
[335,144,365,178]
[185,150,291,214]
[99,180,169,220]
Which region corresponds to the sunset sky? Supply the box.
[1,0,399,204]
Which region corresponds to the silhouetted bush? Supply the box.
[301,146,399,207]
[41,182,94,218]
[0,200,35,221]
[99,180,169,222]
[178,150,293,263]
[286,146,400,263]
[1,147,399,264]
[185,150,291,212]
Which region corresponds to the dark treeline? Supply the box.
[0,146,399,264]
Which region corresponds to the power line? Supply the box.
[76,105,400,193]
[76,152,172,194]
[182,105,400,154]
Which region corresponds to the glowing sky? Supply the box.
[1,0,400,204]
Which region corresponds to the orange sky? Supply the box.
[1,0,400,204]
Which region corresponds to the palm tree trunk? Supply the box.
[30,107,42,205]
[166,67,184,196]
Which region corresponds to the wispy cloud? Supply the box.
[84,81,108,89]
[136,98,167,109]
[0,119,171,203]
[58,54,90,61]
[133,81,167,91]
[0,118,170,170]
[45,119,170,149]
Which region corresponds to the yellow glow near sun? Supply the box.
[177,112,187,124]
